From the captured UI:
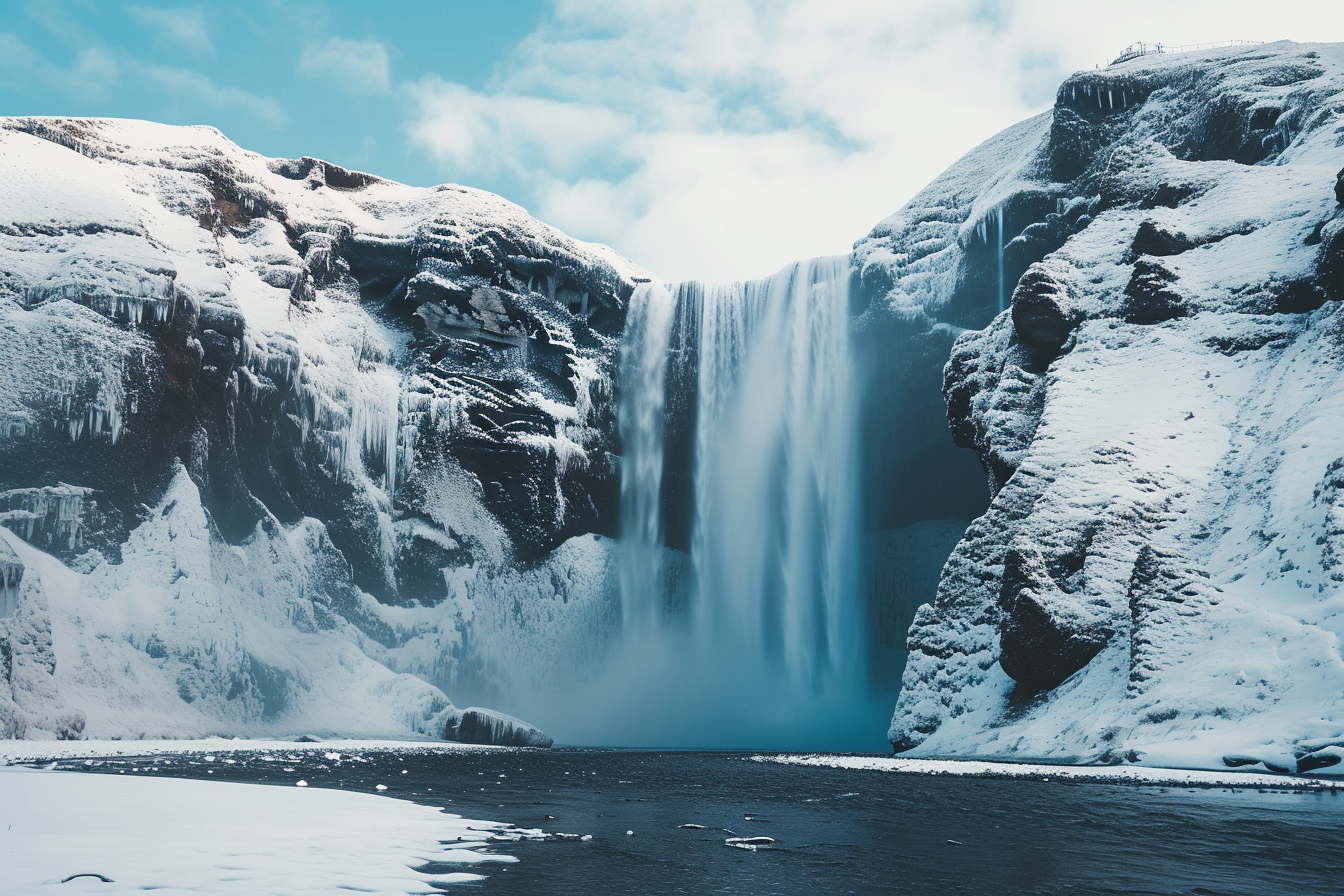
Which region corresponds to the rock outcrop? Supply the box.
[445,707,553,748]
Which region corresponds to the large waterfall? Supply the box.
[625,257,861,683]
[443,257,886,750]
[599,256,875,747]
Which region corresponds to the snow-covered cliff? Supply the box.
[7,41,1344,759]
[872,41,1344,772]
[0,117,638,739]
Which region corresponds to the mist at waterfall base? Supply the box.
[554,258,898,750]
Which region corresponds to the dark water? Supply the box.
[44,748,1344,896]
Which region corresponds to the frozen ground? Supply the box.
[0,763,529,895]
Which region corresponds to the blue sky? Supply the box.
[0,2,545,194]
[2,1,1340,280]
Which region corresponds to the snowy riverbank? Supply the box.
[0,762,529,895]
[762,753,1344,790]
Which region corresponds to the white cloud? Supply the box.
[127,6,214,59]
[299,38,392,96]
[0,34,121,100]
[134,63,286,126]
[406,0,1344,281]
[406,77,633,181]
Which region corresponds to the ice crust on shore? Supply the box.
[760,753,1343,788]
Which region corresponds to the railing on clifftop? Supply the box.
[1109,39,1262,66]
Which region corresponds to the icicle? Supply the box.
[996,204,1006,314]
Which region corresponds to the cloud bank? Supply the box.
[404,0,1342,281]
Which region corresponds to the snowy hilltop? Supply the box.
[869,41,1344,773]
[0,117,636,740]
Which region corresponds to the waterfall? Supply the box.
[449,258,873,751]
[995,203,1006,313]
[684,256,860,687]
[618,282,677,634]
[612,256,864,740]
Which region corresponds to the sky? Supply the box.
[1,1,1341,282]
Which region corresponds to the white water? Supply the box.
[678,256,861,685]
[618,283,677,634]
[596,257,871,746]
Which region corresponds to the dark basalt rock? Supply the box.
[1142,183,1199,210]
[1130,220,1195,258]
[1319,219,1344,302]
[1122,259,1187,324]
[1295,749,1343,774]
[1335,166,1343,206]
[999,544,1112,693]
[1274,278,1328,314]
[1011,265,1083,350]
[942,318,1048,496]
[445,707,553,747]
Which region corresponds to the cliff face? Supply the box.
[878,41,1344,772]
[0,117,637,739]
